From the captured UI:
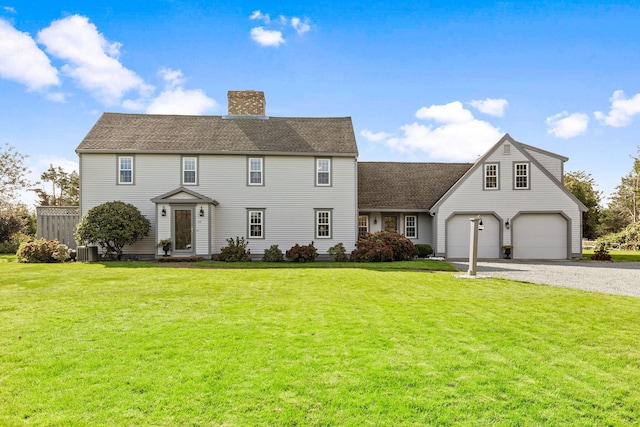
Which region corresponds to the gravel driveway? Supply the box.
[448,260,640,297]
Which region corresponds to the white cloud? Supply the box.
[45,92,66,103]
[384,101,503,161]
[360,130,393,142]
[291,17,311,35]
[145,87,216,115]
[416,101,475,124]
[594,90,640,127]
[468,98,508,117]
[546,111,589,138]
[0,18,60,91]
[3,6,16,13]
[37,15,152,105]
[159,67,186,89]
[250,26,284,47]
[250,10,270,24]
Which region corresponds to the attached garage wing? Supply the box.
[512,213,568,260]
[446,214,500,259]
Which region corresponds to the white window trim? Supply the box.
[316,158,331,187]
[315,209,332,239]
[484,163,499,190]
[248,157,264,186]
[405,215,417,238]
[118,155,134,185]
[358,215,369,238]
[182,156,198,185]
[514,162,530,190]
[247,209,264,239]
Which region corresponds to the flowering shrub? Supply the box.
[217,236,251,262]
[351,231,418,262]
[286,242,317,263]
[17,238,70,263]
[262,245,284,262]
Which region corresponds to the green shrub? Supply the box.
[262,244,284,262]
[597,221,640,251]
[591,242,612,261]
[17,238,70,263]
[415,244,433,258]
[0,209,25,243]
[217,236,251,262]
[328,242,349,262]
[351,231,418,262]
[75,201,150,260]
[286,242,317,263]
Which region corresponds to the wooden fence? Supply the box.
[36,206,80,249]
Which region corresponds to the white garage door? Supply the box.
[447,215,500,259]
[513,213,567,259]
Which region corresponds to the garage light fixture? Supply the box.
[161,207,166,216]
[199,207,205,217]
[505,218,510,229]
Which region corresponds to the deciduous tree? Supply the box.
[564,170,602,239]
[32,164,79,206]
[0,143,30,203]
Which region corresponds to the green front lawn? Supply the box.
[1,261,639,425]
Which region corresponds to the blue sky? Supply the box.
[2,1,640,206]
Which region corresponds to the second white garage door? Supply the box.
[512,213,568,259]
[447,214,500,259]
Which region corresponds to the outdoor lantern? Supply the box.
[505,218,510,229]
[161,207,166,216]
[478,218,484,231]
[374,217,377,224]
[199,207,205,217]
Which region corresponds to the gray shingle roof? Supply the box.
[358,162,473,210]
[76,113,358,155]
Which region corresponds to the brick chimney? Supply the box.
[227,90,266,116]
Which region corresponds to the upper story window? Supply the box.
[248,210,264,238]
[316,209,332,238]
[514,162,529,189]
[484,163,498,189]
[182,156,198,185]
[405,215,417,238]
[248,157,263,186]
[358,215,369,239]
[118,156,134,185]
[316,158,331,186]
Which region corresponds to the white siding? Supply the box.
[80,153,358,258]
[524,148,564,182]
[433,143,582,259]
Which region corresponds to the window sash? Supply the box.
[358,215,368,238]
[183,157,197,184]
[484,164,498,189]
[316,159,331,186]
[515,163,529,189]
[405,215,417,238]
[316,210,331,238]
[249,210,263,238]
[118,156,133,184]
[249,158,263,185]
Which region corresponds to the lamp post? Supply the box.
[468,217,482,276]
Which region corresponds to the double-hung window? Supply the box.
[405,215,417,238]
[248,210,264,238]
[316,209,332,238]
[514,162,529,189]
[484,163,498,189]
[248,157,263,185]
[118,156,134,184]
[182,156,198,185]
[316,158,331,186]
[358,215,369,238]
